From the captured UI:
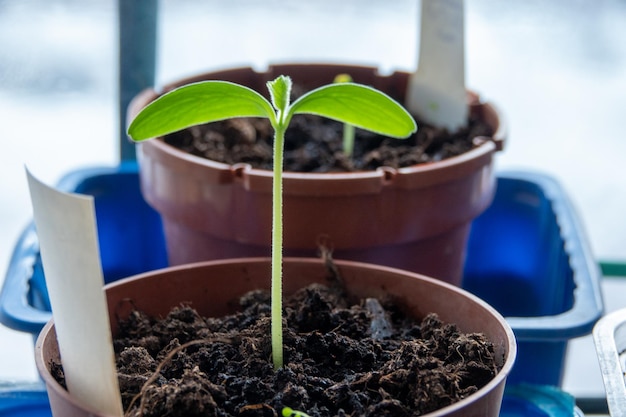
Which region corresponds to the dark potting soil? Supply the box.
[163,86,494,173]
[51,270,501,417]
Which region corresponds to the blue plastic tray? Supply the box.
[0,384,51,417]
[0,164,603,386]
[500,384,582,417]
[464,171,603,385]
[0,383,581,417]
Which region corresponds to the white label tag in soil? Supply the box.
[26,168,123,417]
[407,0,467,131]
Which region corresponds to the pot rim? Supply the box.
[35,257,517,417]
[129,63,506,192]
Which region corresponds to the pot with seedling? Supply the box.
[36,76,515,417]
[130,64,505,286]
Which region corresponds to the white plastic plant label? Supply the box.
[407,0,468,131]
[26,168,123,417]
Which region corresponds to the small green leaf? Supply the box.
[282,407,311,417]
[128,81,274,141]
[333,73,353,84]
[289,83,417,139]
[267,75,293,115]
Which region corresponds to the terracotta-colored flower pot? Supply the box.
[129,64,505,286]
[35,258,516,417]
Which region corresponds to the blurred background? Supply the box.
[1,0,625,406]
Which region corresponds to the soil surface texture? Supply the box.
[164,86,493,173]
[52,271,501,417]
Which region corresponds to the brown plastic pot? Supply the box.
[35,257,516,417]
[129,63,506,286]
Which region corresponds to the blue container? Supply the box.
[0,383,51,417]
[500,384,583,417]
[464,171,603,386]
[0,383,582,417]
[0,165,603,386]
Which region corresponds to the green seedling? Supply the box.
[282,406,312,417]
[332,73,356,156]
[127,75,416,370]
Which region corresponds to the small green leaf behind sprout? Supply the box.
[333,73,356,157]
[282,406,312,417]
[128,75,417,371]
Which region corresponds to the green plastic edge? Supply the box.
[600,261,626,278]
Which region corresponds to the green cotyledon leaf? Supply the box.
[128,80,275,141]
[289,83,417,139]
